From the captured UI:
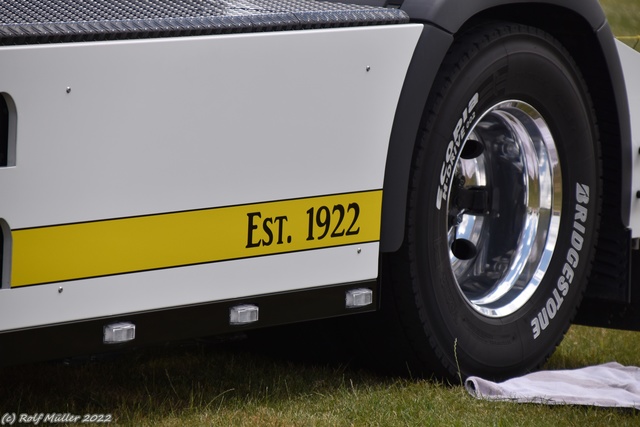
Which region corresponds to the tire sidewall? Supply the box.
[410,29,599,377]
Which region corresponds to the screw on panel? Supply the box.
[66,87,71,94]
[366,66,371,72]
[357,248,362,254]
[58,287,63,293]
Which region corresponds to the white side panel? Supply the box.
[0,25,422,228]
[0,25,423,331]
[619,41,640,237]
[0,243,377,331]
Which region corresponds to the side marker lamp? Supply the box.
[346,288,373,308]
[230,304,259,325]
[103,322,136,344]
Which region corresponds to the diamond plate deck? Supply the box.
[0,0,409,44]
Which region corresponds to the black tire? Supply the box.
[386,23,601,381]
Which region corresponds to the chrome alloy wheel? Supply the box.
[447,101,562,318]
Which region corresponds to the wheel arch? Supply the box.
[380,0,633,304]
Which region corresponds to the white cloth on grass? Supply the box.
[465,362,640,409]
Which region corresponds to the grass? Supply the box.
[1,325,640,426]
[601,0,640,49]
[1,1,639,426]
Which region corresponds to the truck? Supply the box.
[0,0,639,381]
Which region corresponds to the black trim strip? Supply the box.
[0,95,8,167]
[0,280,378,366]
[381,25,452,252]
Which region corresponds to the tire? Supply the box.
[386,23,601,381]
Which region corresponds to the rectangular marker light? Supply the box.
[346,288,373,308]
[103,322,136,344]
[230,304,259,325]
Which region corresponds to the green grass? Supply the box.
[1,326,640,426]
[601,0,640,35]
[601,0,640,49]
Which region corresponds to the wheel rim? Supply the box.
[446,100,561,318]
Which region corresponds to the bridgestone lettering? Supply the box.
[531,183,590,339]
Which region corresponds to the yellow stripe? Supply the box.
[11,191,382,287]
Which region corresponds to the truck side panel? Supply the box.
[0,25,423,332]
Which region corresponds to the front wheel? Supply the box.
[386,23,601,380]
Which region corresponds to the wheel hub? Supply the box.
[446,100,562,318]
